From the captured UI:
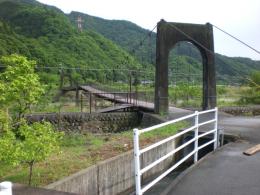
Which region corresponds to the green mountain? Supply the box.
[68,11,156,67]
[0,0,259,86]
[0,0,141,85]
[68,11,260,84]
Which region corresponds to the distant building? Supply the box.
[141,80,153,85]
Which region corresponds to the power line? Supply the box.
[0,65,155,74]
[211,24,260,55]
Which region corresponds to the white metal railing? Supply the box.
[133,107,218,195]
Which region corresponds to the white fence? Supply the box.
[133,108,218,195]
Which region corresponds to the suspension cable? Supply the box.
[166,21,215,56]
[167,21,258,85]
[211,23,260,55]
[131,24,157,55]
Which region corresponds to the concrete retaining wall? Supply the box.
[46,139,180,195]
[26,112,142,133]
[220,106,260,116]
[139,112,166,128]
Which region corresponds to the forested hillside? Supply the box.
[0,0,259,85]
[68,11,260,83]
[68,11,156,67]
[0,0,141,85]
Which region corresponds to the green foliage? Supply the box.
[0,54,44,119]
[69,12,260,83]
[18,120,63,164]
[169,83,202,107]
[88,136,105,150]
[217,85,228,95]
[0,109,10,133]
[248,71,260,88]
[238,71,260,105]
[61,133,86,147]
[140,122,187,140]
[0,115,63,185]
[68,11,156,66]
[0,0,258,87]
[0,0,141,88]
[0,53,62,185]
[0,127,20,166]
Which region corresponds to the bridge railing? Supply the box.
[133,107,218,195]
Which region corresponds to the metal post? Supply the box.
[114,93,116,107]
[220,129,224,147]
[214,107,218,150]
[75,87,79,106]
[133,128,142,195]
[194,111,199,163]
[80,93,83,112]
[129,74,132,104]
[89,93,92,113]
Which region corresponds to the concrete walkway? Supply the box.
[159,115,260,195]
[163,142,260,195]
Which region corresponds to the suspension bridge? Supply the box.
[61,84,191,116]
[56,19,260,116]
[3,19,259,195]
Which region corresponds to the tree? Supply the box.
[247,71,260,90]
[18,120,63,185]
[0,54,63,185]
[0,117,63,185]
[0,110,20,167]
[239,71,260,105]
[0,54,44,121]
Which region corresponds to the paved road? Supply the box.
[219,116,260,143]
[159,115,260,195]
[163,142,260,195]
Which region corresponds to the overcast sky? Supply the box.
[38,0,260,60]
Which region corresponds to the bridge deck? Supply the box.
[79,85,190,115]
[95,104,135,113]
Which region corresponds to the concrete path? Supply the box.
[163,142,260,195]
[158,115,260,195]
[219,116,260,143]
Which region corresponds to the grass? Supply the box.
[140,121,187,140]
[0,122,187,187]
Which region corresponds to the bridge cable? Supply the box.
[211,24,260,55]
[166,21,253,84]
[131,24,157,56]
[167,21,215,56]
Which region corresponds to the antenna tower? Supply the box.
[76,16,84,32]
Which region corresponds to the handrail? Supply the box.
[139,113,196,134]
[133,107,218,195]
[140,125,196,154]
